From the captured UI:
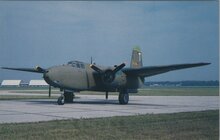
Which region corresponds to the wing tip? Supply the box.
[1,67,9,70]
[201,62,211,66]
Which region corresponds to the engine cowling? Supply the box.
[102,69,115,84]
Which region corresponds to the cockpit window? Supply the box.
[67,61,85,69]
[72,63,77,67]
[80,63,85,69]
[76,63,80,68]
[68,61,76,67]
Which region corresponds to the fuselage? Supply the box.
[43,61,141,92]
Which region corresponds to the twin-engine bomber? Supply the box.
[2,47,210,105]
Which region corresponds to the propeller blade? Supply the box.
[90,63,125,84]
[90,64,103,73]
[49,85,51,98]
[113,63,126,74]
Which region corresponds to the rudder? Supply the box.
[130,46,143,68]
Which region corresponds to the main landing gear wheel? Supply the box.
[64,92,74,103]
[57,95,65,105]
[119,90,129,105]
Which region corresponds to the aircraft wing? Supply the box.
[1,67,46,73]
[122,62,210,78]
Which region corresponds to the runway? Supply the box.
[0,94,218,124]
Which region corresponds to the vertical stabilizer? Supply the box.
[130,46,143,68]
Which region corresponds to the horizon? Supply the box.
[0,79,219,84]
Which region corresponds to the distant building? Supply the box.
[1,80,22,87]
[149,84,160,87]
[29,80,48,87]
[20,82,29,87]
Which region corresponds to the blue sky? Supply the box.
[0,1,219,82]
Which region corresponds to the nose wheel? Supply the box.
[57,91,75,105]
[57,95,65,105]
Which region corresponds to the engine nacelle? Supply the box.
[90,63,126,88]
[102,70,127,88]
[101,69,115,84]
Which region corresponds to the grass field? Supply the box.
[137,87,219,96]
[0,110,218,140]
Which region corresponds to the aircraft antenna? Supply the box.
[90,57,93,64]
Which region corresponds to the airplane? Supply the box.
[1,47,210,105]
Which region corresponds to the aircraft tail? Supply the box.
[130,46,143,68]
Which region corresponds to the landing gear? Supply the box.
[105,91,108,100]
[57,90,75,105]
[57,95,65,105]
[64,91,74,103]
[119,89,129,105]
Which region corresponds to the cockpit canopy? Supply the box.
[67,61,85,69]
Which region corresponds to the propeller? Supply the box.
[90,64,102,73]
[90,63,126,84]
[35,66,47,73]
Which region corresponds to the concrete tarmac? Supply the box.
[0,93,218,124]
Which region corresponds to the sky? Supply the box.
[0,1,219,82]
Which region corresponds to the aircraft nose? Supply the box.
[43,68,60,87]
[43,70,51,84]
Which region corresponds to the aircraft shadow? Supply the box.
[26,99,168,107]
[25,100,57,105]
[72,100,119,105]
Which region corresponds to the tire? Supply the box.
[119,91,129,105]
[64,92,74,103]
[57,96,65,105]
